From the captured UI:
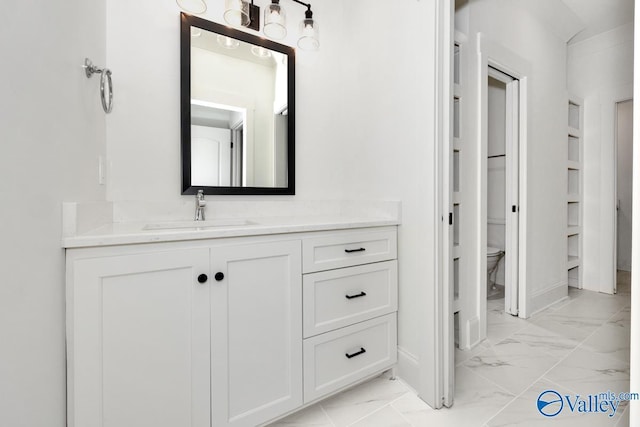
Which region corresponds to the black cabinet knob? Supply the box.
[214,272,225,281]
[197,274,208,284]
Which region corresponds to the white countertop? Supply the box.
[62,215,400,248]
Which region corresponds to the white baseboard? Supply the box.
[529,280,568,317]
[396,347,419,391]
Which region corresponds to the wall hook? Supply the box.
[84,58,113,114]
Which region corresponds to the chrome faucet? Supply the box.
[195,190,206,221]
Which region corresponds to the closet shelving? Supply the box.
[567,98,583,288]
[452,36,463,315]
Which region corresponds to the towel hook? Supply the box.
[84,58,113,114]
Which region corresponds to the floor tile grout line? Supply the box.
[467,287,624,425]
[342,403,394,427]
[389,398,423,427]
[318,403,338,427]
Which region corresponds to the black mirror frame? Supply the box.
[180,12,296,195]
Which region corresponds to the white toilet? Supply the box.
[487,246,505,299]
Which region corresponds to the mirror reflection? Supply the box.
[181,13,295,195]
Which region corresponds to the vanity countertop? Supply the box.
[62,215,400,248]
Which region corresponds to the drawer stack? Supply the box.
[301,227,398,402]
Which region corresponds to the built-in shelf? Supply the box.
[453,192,461,204]
[454,84,461,99]
[453,98,460,139]
[568,266,580,287]
[453,245,460,260]
[567,97,583,289]
[568,256,580,269]
[453,297,460,314]
[567,161,580,170]
[567,226,580,236]
[453,138,461,151]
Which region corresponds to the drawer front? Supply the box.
[302,228,397,273]
[303,261,398,338]
[303,313,397,403]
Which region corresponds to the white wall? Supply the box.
[617,100,633,271]
[568,23,634,293]
[0,1,106,426]
[456,0,570,346]
[105,0,441,397]
[630,5,640,423]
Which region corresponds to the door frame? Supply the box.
[486,67,520,316]
[614,97,634,293]
[477,34,530,320]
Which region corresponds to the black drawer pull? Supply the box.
[214,272,224,281]
[345,347,367,359]
[345,247,366,253]
[197,274,208,284]
[345,291,367,300]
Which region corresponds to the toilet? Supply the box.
[487,247,505,299]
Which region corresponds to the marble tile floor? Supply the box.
[268,272,632,427]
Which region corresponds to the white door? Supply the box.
[210,240,302,427]
[191,125,232,186]
[487,67,519,316]
[68,248,211,427]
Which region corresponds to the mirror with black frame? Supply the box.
[181,13,295,195]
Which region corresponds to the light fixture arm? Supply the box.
[290,0,313,17]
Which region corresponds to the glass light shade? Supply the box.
[251,45,272,58]
[176,0,207,14]
[217,34,240,49]
[224,0,250,27]
[263,2,287,39]
[298,18,319,50]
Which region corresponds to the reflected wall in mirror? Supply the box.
[181,13,295,195]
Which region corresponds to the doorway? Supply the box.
[616,99,633,293]
[485,66,520,317]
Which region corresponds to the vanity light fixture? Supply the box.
[216,34,240,49]
[223,0,319,50]
[251,45,272,58]
[176,0,207,14]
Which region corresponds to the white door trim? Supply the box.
[477,34,531,319]
[422,0,454,410]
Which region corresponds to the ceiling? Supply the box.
[561,0,634,44]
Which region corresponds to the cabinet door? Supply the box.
[210,240,302,427]
[68,248,211,427]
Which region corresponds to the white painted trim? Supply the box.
[396,347,420,392]
[528,280,569,317]
[629,4,640,422]
[432,0,455,409]
[477,33,531,321]
[602,84,633,295]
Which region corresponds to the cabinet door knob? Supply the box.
[214,272,225,281]
[197,274,208,284]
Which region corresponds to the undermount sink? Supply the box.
[143,219,256,231]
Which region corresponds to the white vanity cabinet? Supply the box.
[66,225,398,427]
[301,228,398,402]
[66,239,302,427]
